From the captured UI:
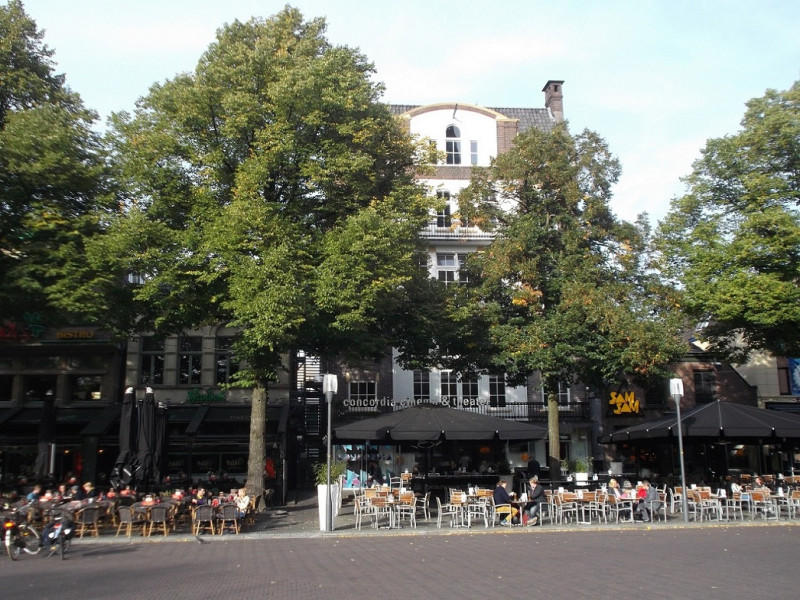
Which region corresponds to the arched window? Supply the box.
[446,125,461,165]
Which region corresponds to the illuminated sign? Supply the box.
[609,390,640,415]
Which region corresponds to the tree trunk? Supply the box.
[547,389,561,483]
[246,384,267,502]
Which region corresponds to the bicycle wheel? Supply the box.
[5,533,21,560]
[19,524,41,555]
[59,535,70,559]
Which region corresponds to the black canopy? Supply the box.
[111,387,137,489]
[134,387,156,487]
[605,400,800,443]
[334,403,547,442]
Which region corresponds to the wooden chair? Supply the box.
[75,505,101,538]
[116,505,146,537]
[435,496,461,528]
[217,504,241,534]
[193,504,217,535]
[354,495,377,530]
[147,505,171,537]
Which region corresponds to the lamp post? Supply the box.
[322,374,338,532]
[669,378,689,522]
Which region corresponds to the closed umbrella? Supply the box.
[111,387,137,489]
[34,389,57,481]
[152,401,168,485]
[135,387,156,488]
[334,403,547,442]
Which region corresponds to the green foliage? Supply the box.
[657,81,800,361]
[313,460,348,486]
[0,1,113,324]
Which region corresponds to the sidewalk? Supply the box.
[76,490,798,545]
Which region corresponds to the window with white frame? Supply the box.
[489,375,506,407]
[540,381,571,404]
[413,370,430,401]
[436,191,451,227]
[140,336,164,385]
[470,140,478,165]
[441,371,458,403]
[436,252,468,285]
[446,125,461,164]
[178,336,202,385]
[461,374,478,401]
[215,337,240,385]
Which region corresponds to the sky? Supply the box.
[17,0,800,225]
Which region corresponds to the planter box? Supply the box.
[317,484,340,531]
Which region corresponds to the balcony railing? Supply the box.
[420,222,496,241]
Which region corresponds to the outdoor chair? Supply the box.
[193,504,217,535]
[147,505,171,537]
[217,503,241,534]
[116,505,146,537]
[436,496,461,528]
[414,492,430,522]
[75,505,101,538]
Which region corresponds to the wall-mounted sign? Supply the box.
[609,390,640,415]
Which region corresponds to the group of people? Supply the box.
[608,478,661,522]
[191,486,251,519]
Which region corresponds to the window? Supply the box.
[437,253,468,285]
[441,371,458,403]
[178,336,203,385]
[140,337,164,385]
[540,381,571,404]
[489,375,506,407]
[215,337,240,385]
[693,370,716,403]
[413,370,430,401]
[446,125,461,164]
[461,375,478,401]
[349,381,376,402]
[470,140,478,165]
[68,375,102,402]
[436,191,451,227]
[777,356,791,395]
[22,375,58,401]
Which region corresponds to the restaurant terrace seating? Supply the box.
[116,505,146,537]
[147,505,171,537]
[75,505,101,538]
[193,504,217,535]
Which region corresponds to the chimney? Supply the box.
[542,80,565,123]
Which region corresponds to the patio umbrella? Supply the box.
[605,400,800,443]
[134,387,156,487]
[152,401,168,485]
[334,403,547,442]
[111,387,137,489]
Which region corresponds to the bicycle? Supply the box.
[41,507,75,560]
[2,504,42,560]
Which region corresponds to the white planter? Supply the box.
[574,472,589,483]
[317,484,340,531]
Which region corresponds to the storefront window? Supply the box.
[0,374,12,401]
[22,375,58,401]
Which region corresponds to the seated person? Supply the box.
[235,488,250,519]
[634,479,661,522]
[522,476,546,526]
[493,480,519,525]
[608,478,632,521]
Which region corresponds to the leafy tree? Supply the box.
[455,123,686,479]
[89,7,431,498]
[0,0,111,322]
[657,81,800,362]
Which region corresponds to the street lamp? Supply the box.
[322,373,338,532]
[669,378,689,522]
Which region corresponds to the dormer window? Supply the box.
[446,125,461,165]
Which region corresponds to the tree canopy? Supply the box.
[0,0,111,322]
[453,123,686,475]
[74,7,432,495]
[656,81,800,362]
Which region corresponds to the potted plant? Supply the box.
[314,460,347,531]
[572,456,591,483]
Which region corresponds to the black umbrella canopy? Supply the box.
[111,387,137,488]
[334,403,547,442]
[606,400,800,442]
[135,387,156,486]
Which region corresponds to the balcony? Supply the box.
[420,222,496,241]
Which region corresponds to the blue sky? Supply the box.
[18,0,800,224]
